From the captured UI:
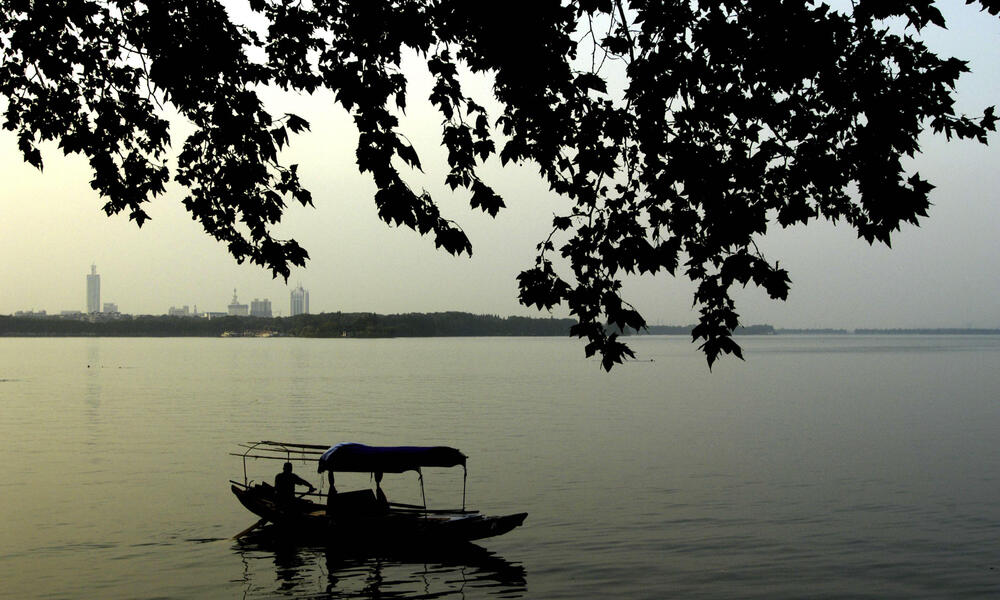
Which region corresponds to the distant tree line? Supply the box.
[0,314,248,337]
[640,324,776,336]
[854,328,1000,335]
[775,328,850,335]
[4,314,996,338]
[0,312,579,338]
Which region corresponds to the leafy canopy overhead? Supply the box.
[2,0,997,368]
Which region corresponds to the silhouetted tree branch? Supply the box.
[2,0,997,368]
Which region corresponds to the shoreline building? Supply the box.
[228,289,249,316]
[250,298,272,318]
[86,265,100,314]
[290,284,309,316]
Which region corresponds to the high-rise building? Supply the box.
[228,289,249,316]
[250,298,272,318]
[86,264,100,314]
[290,284,309,316]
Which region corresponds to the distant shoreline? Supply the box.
[1,312,998,338]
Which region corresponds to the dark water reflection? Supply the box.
[236,530,527,599]
[4,336,1000,598]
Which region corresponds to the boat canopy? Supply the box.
[317,443,466,474]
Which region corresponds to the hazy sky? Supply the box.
[1,4,998,328]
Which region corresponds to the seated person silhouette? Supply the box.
[274,461,314,507]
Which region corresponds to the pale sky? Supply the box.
[1,4,998,328]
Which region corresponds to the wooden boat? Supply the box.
[230,441,527,545]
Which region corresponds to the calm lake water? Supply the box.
[1,335,998,599]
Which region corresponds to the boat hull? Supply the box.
[231,484,526,544]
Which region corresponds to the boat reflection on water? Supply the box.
[236,525,528,599]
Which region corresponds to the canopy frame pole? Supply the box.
[241,441,266,486]
[462,465,467,511]
[418,468,427,517]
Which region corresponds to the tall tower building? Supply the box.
[290,284,310,316]
[228,289,249,316]
[86,264,101,314]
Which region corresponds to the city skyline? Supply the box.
[21,265,310,318]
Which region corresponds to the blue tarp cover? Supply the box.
[317,443,466,473]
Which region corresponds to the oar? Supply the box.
[233,518,267,540]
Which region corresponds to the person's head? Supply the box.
[374,471,383,485]
[283,462,293,473]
